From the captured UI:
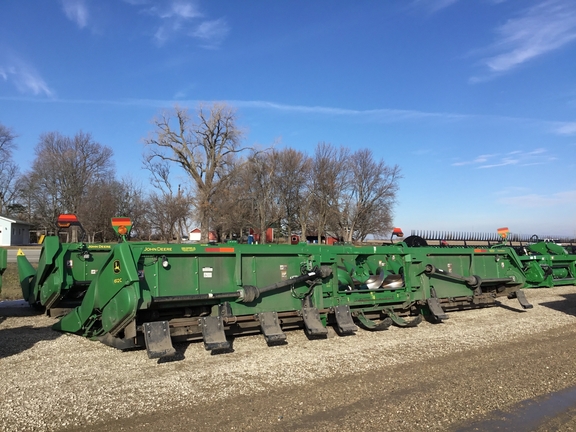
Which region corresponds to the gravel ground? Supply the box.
[1,287,576,431]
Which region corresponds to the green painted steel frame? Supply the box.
[55,240,530,350]
[17,236,114,310]
[516,242,576,288]
[0,247,6,293]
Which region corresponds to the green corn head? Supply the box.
[17,236,113,316]
[54,239,531,358]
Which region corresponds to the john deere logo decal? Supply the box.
[113,260,121,274]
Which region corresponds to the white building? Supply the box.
[0,215,32,246]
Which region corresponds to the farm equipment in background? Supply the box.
[53,219,531,359]
[0,247,6,293]
[408,229,574,247]
[17,214,113,316]
[516,238,576,288]
[403,244,530,313]
[409,229,576,288]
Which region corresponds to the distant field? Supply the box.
[1,263,22,301]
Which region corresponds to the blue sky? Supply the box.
[1,0,576,237]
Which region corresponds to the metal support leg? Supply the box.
[143,321,176,359]
[200,315,230,351]
[333,305,357,334]
[509,289,533,309]
[257,311,286,345]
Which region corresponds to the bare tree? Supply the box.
[0,123,16,157]
[0,160,20,216]
[115,177,149,240]
[78,180,121,242]
[240,150,282,244]
[15,175,43,232]
[339,149,401,242]
[309,142,350,243]
[27,131,114,232]
[209,164,252,242]
[273,148,312,239]
[144,103,248,242]
[143,158,192,243]
[0,124,19,215]
[146,190,191,243]
[220,144,397,244]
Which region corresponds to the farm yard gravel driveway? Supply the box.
[2,287,576,431]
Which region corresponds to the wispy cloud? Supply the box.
[0,95,571,139]
[192,18,229,48]
[452,154,498,166]
[227,103,576,138]
[498,189,576,208]
[230,100,470,123]
[495,186,532,196]
[471,0,576,81]
[0,53,54,97]
[61,0,89,29]
[452,148,554,168]
[122,0,149,5]
[156,0,201,20]
[412,148,434,156]
[554,121,576,135]
[411,0,460,13]
[137,0,229,47]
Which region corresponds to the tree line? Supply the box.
[0,103,401,244]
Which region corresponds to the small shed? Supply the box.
[0,215,32,246]
[189,228,202,242]
[189,228,218,242]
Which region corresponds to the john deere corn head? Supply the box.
[49,219,533,359]
[516,240,576,288]
[411,229,576,288]
[18,214,113,316]
[0,247,7,293]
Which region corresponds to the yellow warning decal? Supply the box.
[17,249,25,256]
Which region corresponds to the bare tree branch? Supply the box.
[144,103,249,242]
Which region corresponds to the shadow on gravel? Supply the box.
[453,385,576,432]
[0,300,40,318]
[157,342,190,363]
[211,337,236,355]
[539,293,576,317]
[157,338,238,363]
[0,324,61,359]
[0,299,61,358]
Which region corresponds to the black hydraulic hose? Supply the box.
[150,265,333,305]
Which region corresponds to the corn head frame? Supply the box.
[18,218,576,359]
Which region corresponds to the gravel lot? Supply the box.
[2,287,576,431]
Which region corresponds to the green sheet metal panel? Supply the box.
[67,243,113,284]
